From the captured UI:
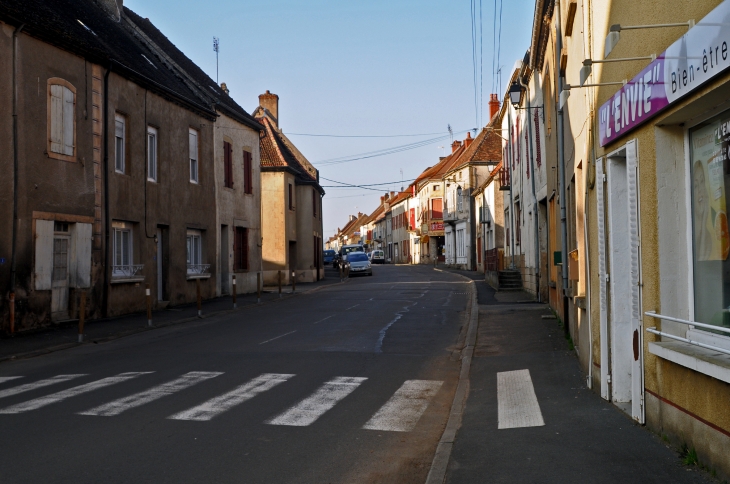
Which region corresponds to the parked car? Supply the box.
[323,250,336,266]
[346,251,372,276]
[370,250,385,264]
[339,244,364,263]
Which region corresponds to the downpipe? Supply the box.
[102,66,111,318]
[9,23,25,334]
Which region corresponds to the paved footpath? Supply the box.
[443,272,713,484]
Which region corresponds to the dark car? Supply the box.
[323,250,336,266]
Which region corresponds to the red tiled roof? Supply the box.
[258,116,321,187]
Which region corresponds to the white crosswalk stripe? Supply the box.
[497,369,544,429]
[0,374,86,400]
[362,380,443,432]
[267,376,367,427]
[0,373,150,414]
[79,371,222,417]
[0,377,24,385]
[169,373,295,421]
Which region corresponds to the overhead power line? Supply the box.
[320,176,417,192]
[286,131,454,138]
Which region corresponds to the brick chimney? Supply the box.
[258,90,279,126]
[451,140,462,153]
[390,191,395,199]
[489,94,500,120]
[464,132,473,148]
[380,196,385,205]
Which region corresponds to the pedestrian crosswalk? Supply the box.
[0,372,443,432]
[0,368,546,431]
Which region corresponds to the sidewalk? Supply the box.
[444,278,713,483]
[0,273,342,363]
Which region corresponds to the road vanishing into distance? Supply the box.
[0,265,471,483]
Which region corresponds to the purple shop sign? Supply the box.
[599,0,730,147]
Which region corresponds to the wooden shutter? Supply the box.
[234,227,248,271]
[224,141,233,188]
[432,198,443,219]
[596,157,609,401]
[34,220,54,290]
[50,85,64,154]
[72,223,92,288]
[243,150,253,194]
[312,190,317,217]
[62,87,74,155]
[289,184,293,209]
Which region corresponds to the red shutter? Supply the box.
[432,198,443,219]
[409,208,415,229]
[224,141,233,188]
[243,150,253,194]
[234,227,248,271]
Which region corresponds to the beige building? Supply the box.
[254,92,324,285]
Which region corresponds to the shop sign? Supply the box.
[599,1,730,146]
[430,222,444,231]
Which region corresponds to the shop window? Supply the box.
[689,114,730,334]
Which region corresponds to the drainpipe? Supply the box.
[102,66,111,318]
[519,74,541,302]
[556,0,570,323]
[507,109,516,269]
[9,23,25,334]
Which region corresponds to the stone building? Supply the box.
[254,92,325,285]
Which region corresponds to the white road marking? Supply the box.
[0,372,150,414]
[267,376,367,426]
[79,372,221,417]
[0,376,24,386]
[169,373,295,421]
[312,316,333,324]
[0,374,86,401]
[363,380,443,432]
[259,330,297,345]
[345,304,360,310]
[497,369,545,429]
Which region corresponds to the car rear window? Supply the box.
[348,253,368,262]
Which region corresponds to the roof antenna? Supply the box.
[400,168,404,191]
[213,37,220,83]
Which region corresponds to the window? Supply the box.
[289,183,294,210]
[433,185,440,191]
[115,114,125,173]
[224,141,233,188]
[689,113,730,334]
[147,126,158,182]
[243,150,253,194]
[234,227,248,271]
[189,128,199,183]
[112,222,138,278]
[186,229,204,274]
[458,190,464,212]
[313,189,317,218]
[48,79,76,161]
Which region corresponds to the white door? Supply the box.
[51,235,70,320]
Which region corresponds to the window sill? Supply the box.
[648,341,730,384]
[111,276,145,284]
[186,273,211,280]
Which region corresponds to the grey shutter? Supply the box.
[596,157,609,401]
[62,87,75,156]
[34,220,54,290]
[74,223,92,288]
[50,85,64,154]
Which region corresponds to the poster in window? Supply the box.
[691,121,729,261]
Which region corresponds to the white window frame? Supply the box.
[186,229,204,274]
[115,114,125,174]
[112,221,136,278]
[147,126,158,182]
[189,128,199,184]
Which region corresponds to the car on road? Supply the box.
[323,250,336,266]
[346,251,372,276]
[339,244,364,263]
[370,250,385,264]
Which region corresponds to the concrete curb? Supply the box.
[426,271,479,484]
[0,278,347,365]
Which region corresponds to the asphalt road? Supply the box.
[0,265,471,484]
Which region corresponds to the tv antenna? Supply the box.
[447,124,453,143]
[213,37,220,83]
[400,168,404,191]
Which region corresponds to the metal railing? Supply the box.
[111,264,144,278]
[644,310,730,356]
[187,264,211,275]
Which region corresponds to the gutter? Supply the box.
[9,23,25,334]
[102,66,111,318]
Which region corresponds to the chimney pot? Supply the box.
[258,90,280,127]
[488,94,500,121]
[220,82,229,94]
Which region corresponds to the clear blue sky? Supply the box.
[125,0,535,238]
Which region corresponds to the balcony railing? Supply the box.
[645,311,730,356]
[499,167,511,190]
[187,264,211,275]
[112,264,144,279]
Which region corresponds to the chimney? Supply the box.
[258,90,279,126]
[220,83,229,95]
[390,191,395,199]
[489,94,500,121]
[349,215,356,222]
[464,131,473,148]
[451,140,462,153]
[380,196,385,205]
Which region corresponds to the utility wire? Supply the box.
[286,131,453,138]
[320,177,416,188]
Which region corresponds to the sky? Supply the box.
[124,0,535,238]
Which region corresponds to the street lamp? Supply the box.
[579,55,655,86]
[509,82,523,107]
